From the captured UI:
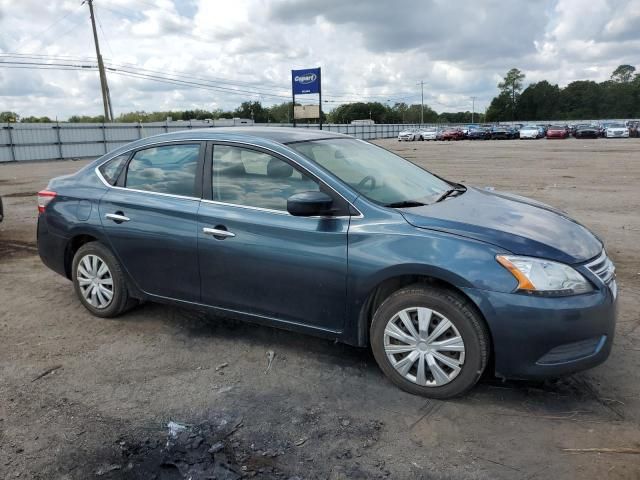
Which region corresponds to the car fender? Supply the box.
[343,214,517,346]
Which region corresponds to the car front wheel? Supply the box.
[72,242,135,318]
[370,285,489,398]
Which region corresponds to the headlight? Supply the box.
[496,255,593,296]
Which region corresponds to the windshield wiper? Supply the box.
[385,200,426,208]
[435,186,466,203]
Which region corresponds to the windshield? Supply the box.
[608,123,625,128]
[288,138,451,206]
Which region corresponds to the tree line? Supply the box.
[0,101,484,125]
[486,65,640,121]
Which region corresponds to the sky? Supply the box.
[0,0,639,119]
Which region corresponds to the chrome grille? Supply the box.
[586,250,616,285]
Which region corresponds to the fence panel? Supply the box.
[6,120,604,162]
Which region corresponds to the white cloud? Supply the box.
[0,0,638,119]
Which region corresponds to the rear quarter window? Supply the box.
[98,154,128,185]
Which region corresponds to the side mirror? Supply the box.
[287,191,334,217]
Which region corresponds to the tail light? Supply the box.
[37,190,57,214]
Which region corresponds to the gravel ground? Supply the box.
[1,138,639,479]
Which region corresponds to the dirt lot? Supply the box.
[1,138,639,479]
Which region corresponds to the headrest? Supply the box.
[267,158,293,178]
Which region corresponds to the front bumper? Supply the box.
[462,281,617,379]
[606,131,629,138]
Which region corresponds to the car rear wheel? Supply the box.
[370,285,489,398]
[72,242,135,318]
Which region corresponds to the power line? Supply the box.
[0,55,474,109]
[11,3,85,53]
[0,65,97,72]
[0,52,423,105]
[0,60,96,68]
[0,53,97,62]
[95,6,115,58]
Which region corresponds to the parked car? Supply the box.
[0,195,3,223]
[37,128,617,399]
[490,126,515,140]
[416,127,438,141]
[518,126,541,139]
[467,127,491,140]
[440,128,464,141]
[628,121,640,138]
[398,128,418,141]
[546,126,568,139]
[604,123,630,138]
[574,125,600,139]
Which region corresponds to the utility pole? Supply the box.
[417,81,424,124]
[85,0,112,122]
[470,96,477,123]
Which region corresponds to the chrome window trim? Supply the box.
[94,138,364,218]
[199,197,356,220]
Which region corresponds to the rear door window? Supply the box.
[125,144,200,197]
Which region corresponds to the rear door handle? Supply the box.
[105,213,130,222]
[203,227,235,238]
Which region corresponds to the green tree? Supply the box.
[0,111,19,122]
[558,81,601,119]
[485,92,512,122]
[233,101,269,122]
[498,68,525,120]
[517,81,561,120]
[439,111,475,123]
[267,102,294,123]
[68,114,105,123]
[611,64,636,83]
[20,115,52,123]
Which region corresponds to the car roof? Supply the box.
[85,127,351,170]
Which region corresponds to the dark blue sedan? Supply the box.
[37,128,617,398]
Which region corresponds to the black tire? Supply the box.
[72,241,136,318]
[370,285,489,399]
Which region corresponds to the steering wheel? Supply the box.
[357,175,377,190]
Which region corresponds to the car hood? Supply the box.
[400,187,602,264]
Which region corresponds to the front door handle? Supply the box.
[203,227,235,238]
[105,213,130,223]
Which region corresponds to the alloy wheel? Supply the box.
[383,307,465,387]
[77,254,114,309]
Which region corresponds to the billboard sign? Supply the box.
[292,68,321,95]
[294,104,320,119]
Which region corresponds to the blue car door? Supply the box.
[197,143,351,333]
[99,142,204,302]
